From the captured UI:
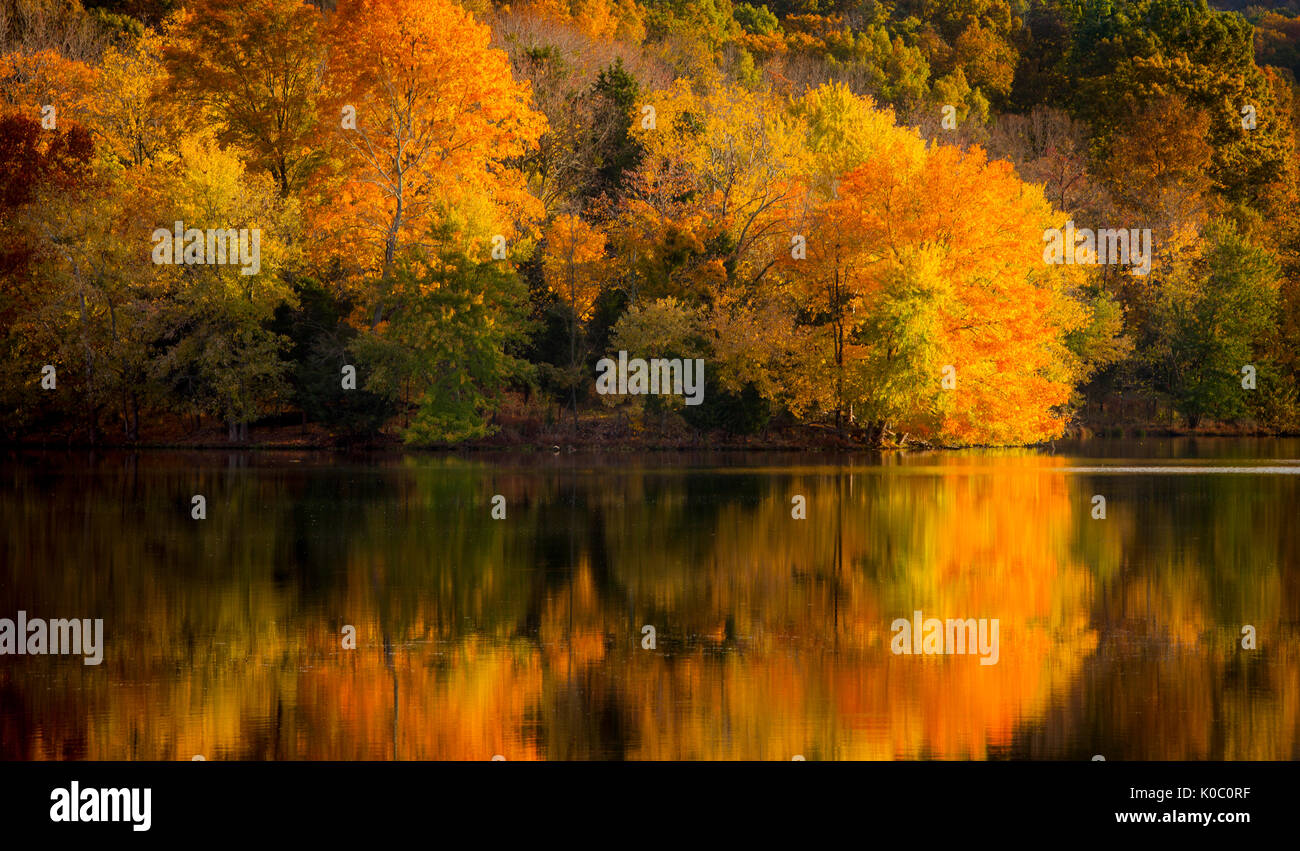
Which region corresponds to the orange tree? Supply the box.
[789,102,1087,446]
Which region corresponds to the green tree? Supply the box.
[1142,219,1280,426]
[354,226,534,445]
[1065,0,1290,208]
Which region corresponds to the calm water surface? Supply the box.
[2,439,1298,760]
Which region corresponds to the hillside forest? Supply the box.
[5,0,1300,447]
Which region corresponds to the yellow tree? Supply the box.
[90,29,176,168]
[148,132,300,441]
[622,75,801,297]
[609,75,808,423]
[784,82,917,428]
[163,0,326,197]
[323,0,546,326]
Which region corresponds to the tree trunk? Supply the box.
[373,183,404,329]
[569,273,580,435]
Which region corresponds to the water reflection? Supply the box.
[1,440,1297,760]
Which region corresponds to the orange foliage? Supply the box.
[320,0,547,280]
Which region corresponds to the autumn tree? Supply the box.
[617,75,800,300]
[0,112,97,440]
[606,75,817,430]
[1137,219,1280,427]
[163,0,326,197]
[791,101,1088,445]
[322,0,546,324]
[149,133,299,441]
[89,27,174,167]
[784,82,907,428]
[19,162,165,443]
[0,47,96,123]
[1099,95,1216,238]
[1065,0,1290,209]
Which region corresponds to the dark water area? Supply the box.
[2,438,1298,760]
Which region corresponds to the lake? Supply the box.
[2,439,1298,760]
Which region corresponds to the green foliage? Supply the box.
[154,315,291,430]
[611,296,707,364]
[734,2,780,35]
[845,251,951,437]
[1064,283,1132,384]
[87,7,146,41]
[642,0,742,46]
[932,68,990,124]
[355,234,534,446]
[680,378,772,435]
[1142,220,1280,425]
[608,296,776,436]
[271,277,397,438]
[838,24,933,108]
[151,134,297,432]
[589,59,644,199]
[1063,0,1289,206]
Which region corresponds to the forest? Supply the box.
[3,0,1300,447]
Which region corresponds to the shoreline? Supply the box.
[4,424,1297,454]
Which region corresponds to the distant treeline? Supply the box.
[3,0,1300,447]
